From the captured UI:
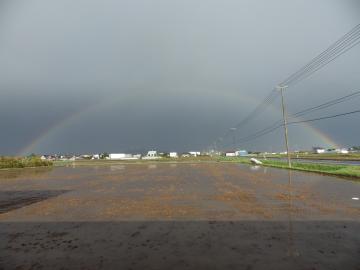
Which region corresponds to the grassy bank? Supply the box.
[262,160,360,179]
[0,157,53,169]
[219,157,360,179]
[267,153,360,161]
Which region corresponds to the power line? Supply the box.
[290,90,360,118]
[230,90,279,130]
[286,37,360,87]
[275,23,360,164]
[224,123,283,146]
[280,24,360,86]
[235,90,279,127]
[234,25,360,145]
[209,23,360,151]
[288,109,360,125]
[231,109,360,146]
[211,89,280,149]
[281,24,360,85]
[228,90,360,146]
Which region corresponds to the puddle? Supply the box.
[0,163,358,221]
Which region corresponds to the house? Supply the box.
[235,150,248,156]
[335,148,349,154]
[169,152,178,158]
[225,152,236,157]
[109,153,137,160]
[142,150,160,160]
[313,147,325,154]
[60,155,71,161]
[110,153,128,160]
[189,151,201,157]
[147,150,157,157]
[92,154,100,160]
[40,155,55,161]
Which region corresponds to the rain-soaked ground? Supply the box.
[0,163,359,269]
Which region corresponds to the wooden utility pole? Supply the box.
[277,85,291,168]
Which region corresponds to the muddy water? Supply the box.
[0,163,359,269]
[0,163,358,221]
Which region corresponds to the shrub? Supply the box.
[0,156,52,169]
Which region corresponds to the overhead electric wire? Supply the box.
[280,24,360,86]
[281,24,360,84]
[221,121,284,147]
[222,109,360,147]
[285,36,360,87]
[232,90,279,129]
[230,109,360,146]
[223,90,360,147]
[209,23,360,150]
[290,90,360,118]
[288,109,360,125]
[281,24,360,85]
[211,89,280,149]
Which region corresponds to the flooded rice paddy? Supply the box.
[0,163,359,269]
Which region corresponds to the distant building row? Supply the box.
[224,150,249,157]
[108,151,203,160]
[313,147,349,154]
[39,149,252,161]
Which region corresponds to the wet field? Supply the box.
[0,163,359,269]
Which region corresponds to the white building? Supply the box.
[189,151,201,157]
[225,152,236,157]
[313,147,325,154]
[109,153,138,160]
[142,150,160,160]
[147,151,157,157]
[336,148,349,154]
[235,150,248,156]
[169,152,178,158]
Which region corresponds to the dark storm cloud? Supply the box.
[0,0,359,155]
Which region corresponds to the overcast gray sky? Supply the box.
[0,0,359,155]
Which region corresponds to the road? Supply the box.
[0,163,359,269]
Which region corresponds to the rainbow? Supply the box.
[18,97,111,156]
[18,92,341,156]
[290,121,341,149]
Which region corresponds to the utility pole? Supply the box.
[277,85,291,168]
